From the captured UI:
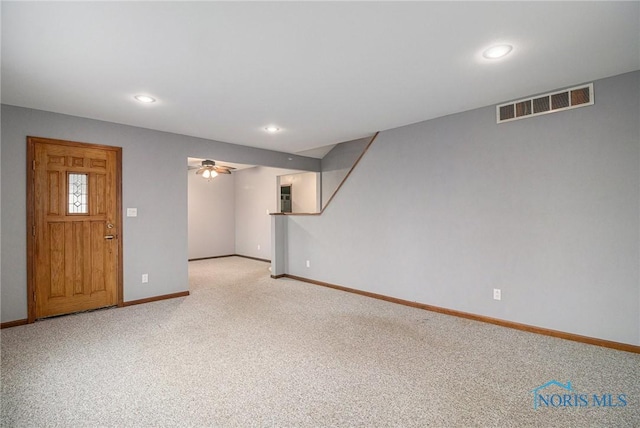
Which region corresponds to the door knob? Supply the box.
[104,235,115,240]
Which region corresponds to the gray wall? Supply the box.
[286,71,640,346]
[234,166,299,260]
[0,106,319,323]
[188,170,236,259]
[321,137,371,209]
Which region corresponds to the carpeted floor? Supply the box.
[1,256,639,427]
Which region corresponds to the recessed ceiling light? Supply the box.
[482,44,513,59]
[134,95,156,103]
[265,126,280,133]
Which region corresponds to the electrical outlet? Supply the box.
[493,288,501,301]
[142,274,149,283]
[306,260,310,268]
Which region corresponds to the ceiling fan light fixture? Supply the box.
[201,169,218,180]
[191,159,235,181]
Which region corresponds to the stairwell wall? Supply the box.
[285,71,640,345]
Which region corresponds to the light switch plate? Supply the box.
[127,208,138,217]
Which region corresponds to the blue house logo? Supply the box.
[531,380,573,409]
[531,380,628,409]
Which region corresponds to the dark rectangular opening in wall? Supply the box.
[280,185,292,213]
[571,87,590,106]
[499,104,515,121]
[533,96,550,114]
[551,92,570,110]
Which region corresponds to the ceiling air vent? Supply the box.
[497,83,593,123]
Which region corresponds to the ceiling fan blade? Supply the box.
[214,167,232,174]
[195,168,205,175]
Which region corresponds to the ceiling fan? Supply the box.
[189,159,236,179]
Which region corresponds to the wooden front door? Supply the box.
[27,137,122,321]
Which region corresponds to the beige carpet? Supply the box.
[2,256,639,427]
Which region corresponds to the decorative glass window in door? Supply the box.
[68,173,89,214]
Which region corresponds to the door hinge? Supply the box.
[32,160,36,170]
[32,225,36,237]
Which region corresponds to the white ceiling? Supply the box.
[2,2,639,157]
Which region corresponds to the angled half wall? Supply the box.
[276,71,640,347]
